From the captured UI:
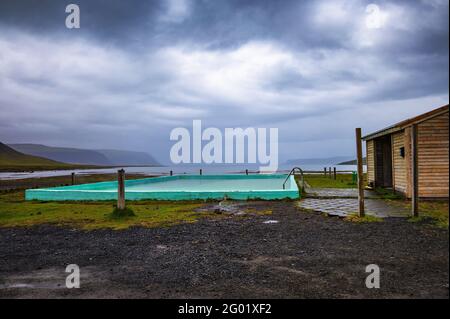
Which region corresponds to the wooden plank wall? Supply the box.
[404,127,412,197]
[366,140,375,185]
[392,131,407,194]
[417,111,449,198]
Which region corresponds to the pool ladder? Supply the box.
[282,167,305,192]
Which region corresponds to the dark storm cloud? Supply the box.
[0,0,448,162]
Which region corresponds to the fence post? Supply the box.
[117,169,125,210]
[411,124,419,217]
[324,167,327,176]
[355,128,365,217]
[333,167,336,180]
[245,169,249,175]
[328,167,332,179]
[199,169,202,176]
[71,172,75,185]
[170,170,173,176]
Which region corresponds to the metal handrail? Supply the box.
[282,167,304,192]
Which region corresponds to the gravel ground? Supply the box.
[0,201,448,298]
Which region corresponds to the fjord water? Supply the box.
[0,163,364,180]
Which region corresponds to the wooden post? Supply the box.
[117,169,125,210]
[71,172,75,185]
[329,167,332,179]
[199,169,202,175]
[170,170,173,176]
[333,167,336,180]
[355,128,365,217]
[324,167,327,176]
[245,169,248,175]
[411,124,419,217]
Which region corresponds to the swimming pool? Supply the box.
[25,174,300,201]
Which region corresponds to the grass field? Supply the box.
[0,190,215,230]
[303,173,362,188]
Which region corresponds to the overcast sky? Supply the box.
[0,0,448,164]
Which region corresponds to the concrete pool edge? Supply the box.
[25,174,300,201]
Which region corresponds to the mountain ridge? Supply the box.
[8,143,160,166]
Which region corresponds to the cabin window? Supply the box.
[400,147,405,158]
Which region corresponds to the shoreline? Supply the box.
[0,164,163,173]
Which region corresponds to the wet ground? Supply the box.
[0,201,448,298]
[298,187,410,217]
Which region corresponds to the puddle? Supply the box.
[263,220,279,224]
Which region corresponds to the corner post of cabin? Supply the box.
[411,124,419,217]
[117,169,125,210]
[355,128,365,217]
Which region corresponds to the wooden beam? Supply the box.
[390,134,395,193]
[356,128,365,217]
[411,124,419,217]
[117,169,125,210]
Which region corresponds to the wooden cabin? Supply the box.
[362,104,449,199]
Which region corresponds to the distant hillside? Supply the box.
[8,144,160,166]
[337,157,367,165]
[96,149,160,166]
[0,142,75,171]
[9,144,111,165]
[285,156,353,165]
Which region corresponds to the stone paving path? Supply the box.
[305,188,381,199]
[298,187,410,218]
[298,198,409,218]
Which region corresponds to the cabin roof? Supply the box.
[362,104,449,141]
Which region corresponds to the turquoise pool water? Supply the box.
[25,174,300,201]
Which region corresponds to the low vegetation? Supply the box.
[0,191,214,230]
[344,213,383,223]
[373,187,403,200]
[302,173,364,188]
[110,207,136,218]
[407,201,449,228]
